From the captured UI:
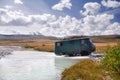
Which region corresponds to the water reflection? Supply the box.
[55,56,90,79]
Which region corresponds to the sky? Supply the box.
[0,0,120,37]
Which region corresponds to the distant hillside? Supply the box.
[0,34,56,39]
[90,35,120,43]
[0,34,120,43]
[63,35,120,43]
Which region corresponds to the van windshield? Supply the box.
[89,39,93,45]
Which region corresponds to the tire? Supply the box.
[80,51,90,56]
[65,52,74,57]
[68,53,74,57]
[55,52,62,56]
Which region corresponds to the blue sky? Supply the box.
[0,0,120,37]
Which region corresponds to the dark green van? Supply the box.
[55,38,95,56]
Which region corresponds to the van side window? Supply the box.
[81,40,85,44]
[57,42,63,47]
[70,40,74,45]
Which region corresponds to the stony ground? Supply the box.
[0,46,21,59]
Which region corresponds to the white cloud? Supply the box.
[0,8,57,26]
[0,8,30,26]
[0,7,120,37]
[102,22,120,35]
[52,0,72,11]
[81,14,115,35]
[80,2,101,16]
[14,0,23,4]
[101,0,120,8]
[4,5,12,9]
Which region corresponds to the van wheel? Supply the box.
[55,52,62,56]
[65,53,74,57]
[68,54,74,57]
[75,53,81,56]
[80,51,89,56]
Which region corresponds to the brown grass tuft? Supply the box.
[24,43,54,52]
[61,59,106,80]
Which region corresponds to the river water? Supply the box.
[0,50,90,80]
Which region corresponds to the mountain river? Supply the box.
[0,46,91,80]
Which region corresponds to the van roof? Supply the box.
[55,37,90,43]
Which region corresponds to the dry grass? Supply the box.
[61,59,106,80]
[94,43,117,53]
[24,43,54,52]
[0,38,57,52]
[0,38,117,52]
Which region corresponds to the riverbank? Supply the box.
[61,59,107,80]
[62,59,119,80]
[24,44,54,52]
[61,44,120,80]
[0,46,21,59]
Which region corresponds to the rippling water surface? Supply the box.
[0,50,90,80]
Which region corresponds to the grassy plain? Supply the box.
[0,37,57,52]
[0,36,118,52]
